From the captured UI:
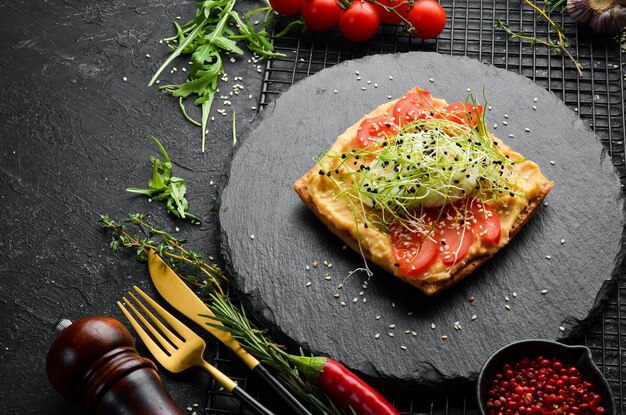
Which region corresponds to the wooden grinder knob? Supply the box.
[46,315,185,415]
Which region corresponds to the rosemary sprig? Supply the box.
[495,0,583,77]
[100,213,346,415]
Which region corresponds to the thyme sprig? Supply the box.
[100,213,346,415]
[495,0,582,77]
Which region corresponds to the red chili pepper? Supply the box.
[290,355,400,415]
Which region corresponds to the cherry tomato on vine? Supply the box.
[339,1,381,42]
[269,0,303,16]
[301,0,342,31]
[405,0,447,39]
[374,0,412,25]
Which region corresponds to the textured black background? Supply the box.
[1,0,625,414]
[0,0,267,413]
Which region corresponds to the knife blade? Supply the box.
[147,250,312,415]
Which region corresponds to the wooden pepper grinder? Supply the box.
[46,316,185,415]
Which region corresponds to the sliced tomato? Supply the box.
[468,201,501,244]
[392,90,435,126]
[436,207,474,265]
[391,220,438,275]
[435,102,483,128]
[356,115,399,148]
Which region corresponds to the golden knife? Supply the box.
[147,250,312,415]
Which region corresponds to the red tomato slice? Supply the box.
[468,201,501,245]
[391,220,438,276]
[435,102,483,128]
[436,207,474,265]
[392,91,435,126]
[356,115,399,148]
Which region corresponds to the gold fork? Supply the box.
[118,286,275,415]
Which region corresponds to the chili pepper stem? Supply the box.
[283,354,328,382]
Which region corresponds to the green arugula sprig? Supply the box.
[149,1,283,152]
[127,136,201,224]
[100,214,345,415]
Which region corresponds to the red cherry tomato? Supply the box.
[435,102,484,128]
[392,90,435,126]
[391,219,439,276]
[356,115,399,148]
[469,201,501,245]
[339,1,381,42]
[374,0,412,25]
[301,0,342,31]
[269,0,303,16]
[436,206,474,265]
[405,0,447,39]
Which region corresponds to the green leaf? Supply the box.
[211,35,243,54]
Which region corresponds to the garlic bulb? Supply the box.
[567,0,626,33]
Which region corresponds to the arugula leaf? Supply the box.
[149,0,285,152]
[127,136,201,224]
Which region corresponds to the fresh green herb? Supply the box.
[100,214,346,415]
[317,99,522,231]
[127,136,201,224]
[494,0,582,77]
[149,1,283,152]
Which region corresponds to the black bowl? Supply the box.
[477,340,615,415]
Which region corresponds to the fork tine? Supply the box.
[132,286,196,339]
[121,294,178,355]
[126,291,183,349]
[117,300,172,363]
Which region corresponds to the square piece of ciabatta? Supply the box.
[294,86,553,296]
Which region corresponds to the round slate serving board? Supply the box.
[219,52,626,390]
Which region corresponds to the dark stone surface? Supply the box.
[0,0,268,413]
[220,52,626,390]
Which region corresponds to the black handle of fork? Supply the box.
[253,364,313,415]
[232,385,276,415]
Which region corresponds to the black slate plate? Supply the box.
[219,52,626,390]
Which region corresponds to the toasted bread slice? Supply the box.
[294,86,553,296]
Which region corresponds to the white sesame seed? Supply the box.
[123,77,127,82]
[389,75,394,80]
[366,80,372,84]
[376,315,382,320]
[561,239,565,244]
[429,78,434,82]
[504,114,509,119]
[505,304,511,310]
[250,234,255,240]
[306,281,312,287]
[145,53,151,58]
[356,76,362,81]
[411,331,417,336]
[509,134,514,138]
[559,326,565,331]
[327,263,333,268]
[388,332,394,337]
[533,105,537,110]
[533,97,538,102]
[471,315,477,321]
[502,121,508,126]
[305,265,310,270]
[513,292,517,298]
[334,293,340,298]
[431,323,436,329]
[493,123,498,129]
[325,275,331,280]
[387,95,392,100]
[404,330,411,334]
[389,324,396,329]
[400,345,407,350]
[323,260,328,266]
[544,201,549,206]
[488,105,492,111]
[541,289,548,294]
[355,70,360,75]
[361,87,366,91]
[441,335,448,340]
[333,89,338,94]
[505,296,510,301]
[391,302,396,308]
[546,255,552,259]
[466,88,471,92]
[341,301,346,306]
[363,297,367,303]
[374,83,378,88]
[374,333,380,339]
[525,128,531,132]
[353,297,358,303]
[550,160,556,165]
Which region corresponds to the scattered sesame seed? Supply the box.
[328,263,333,268]
[400,345,407,350]
[504,114,509,119]
[546,255,552,260]
[337,283,343,289]
[560,239,565,244]
[324,275,331,280]
[469,296,476,302]
[376,315,382,320]
[466,88,471,92]
[388,332,394,337]
[250,234,255,240]
[355,70,360,75]
[505,304,511,310]
[513,292,517,298]
[533,105,537,110]
[431,323,436,329]
[389,75,394,80]
[334,293,340,298]
[533,97,538,102]
[356,76,362,81]
[488,105,492,111]
[471,315,477,321]
[366,80,372,84]
[333,89,338,94]
[404,330,411,334]
[340,301,346,306]
[541,289,548,294]
[441,335,448,340]
[306,281,312,287]
[145,53,151,58]
[374,333,381,339]
[429,78,434,82]
[559,326,565,332]
[305,265,310,271]
[505,296,510,301]
[123,77,127,82]
[374,83,378,88]
[509,134,515,138]
[502,121,508,126]
[411,331,417,336]
[387,95,392,100]
[353,297,358,303]
[493,123,498,129]
[550,160,556,165]
[525,128,531,132]
[391,302,396,308]
[175,227,180,232]
[361,87,366,91]
[363,297,367,303]
[313,261,318,268]
[389,324,396,329]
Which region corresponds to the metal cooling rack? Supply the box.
[205,2,626,413]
